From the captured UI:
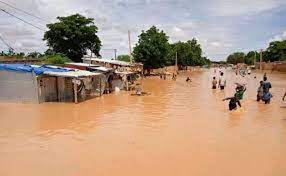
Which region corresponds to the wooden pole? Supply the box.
[73,80,78,104]
[114,49,117,60]
[254,51,256,65]
[99,77,102,96]
[89,51,92,66]
[128,30,132,63]
[175,51,178,73]
[260,49,263,70]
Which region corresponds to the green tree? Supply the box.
[167,39,208,67]
[265,40,286,61]
[133,26,169,72]
[226,52,245,64]
[244,51,259,65]
[44,13,101,62]
[27,52,42,58]
[43,54,71,65]
[117,55,130,62]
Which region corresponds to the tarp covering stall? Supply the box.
[0,64,72,75]
[0,64,105,103]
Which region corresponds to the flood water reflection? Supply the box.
[0,69,286,176]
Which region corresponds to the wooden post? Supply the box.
[260,49,263,70]
[73,81,78,104]
[126,77,129,91]
[128,30,132,63]
[175,51,178,74]
[99,77,102,96]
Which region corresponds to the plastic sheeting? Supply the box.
[0,64,71,75]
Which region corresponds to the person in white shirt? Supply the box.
[219,72,226,90]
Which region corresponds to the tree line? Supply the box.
[226,40,286,65]
[133,26,210,71]
[1,14,210,67]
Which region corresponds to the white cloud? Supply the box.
[269,30,286,42]
[209,0,286,16]
[0,0,285,61]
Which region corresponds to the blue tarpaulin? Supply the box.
[0,64,72,75]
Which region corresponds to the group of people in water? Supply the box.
[212,67,285,111]
[157,67,285,111]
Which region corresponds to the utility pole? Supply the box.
[254,51,256,66]
[128,30,132,63]
[114,49,117,60]
[89,51,92,66]
[175,51,178,73]
[260,49,263,70]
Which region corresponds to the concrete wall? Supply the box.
[0,70,39,102]
[255,61,286,72]
[0,56,41,64]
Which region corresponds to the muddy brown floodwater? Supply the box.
[0,69,286,176]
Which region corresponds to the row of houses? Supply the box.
[0,58,143,103]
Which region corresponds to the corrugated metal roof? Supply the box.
[89,66,114,72]
[82,57,131,66]
[44,70,102,78]
[66,62,100,67]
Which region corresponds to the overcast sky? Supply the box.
[0,0,286,61]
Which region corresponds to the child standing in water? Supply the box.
[257,81,264,101]
[212,77,217,89]
[223,93,242,111]
[219,72,226,90]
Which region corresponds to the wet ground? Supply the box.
[0,69,286,176]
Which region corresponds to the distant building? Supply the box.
[0,64,104,103]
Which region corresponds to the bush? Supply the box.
[43,54,71,65]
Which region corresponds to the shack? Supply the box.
[0,64,104,103]
[65,62,136,92]
[65,63,115,93]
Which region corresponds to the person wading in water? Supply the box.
[223,93,242,111]
[212,77,217,89]
[219,72,226,90]
[257,81,264,102]
[262,76,273,104]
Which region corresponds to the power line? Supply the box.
[0,0,49,23]
[0,35,14,51]
[0,8,45,31]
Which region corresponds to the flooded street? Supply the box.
[0,69,286,176]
